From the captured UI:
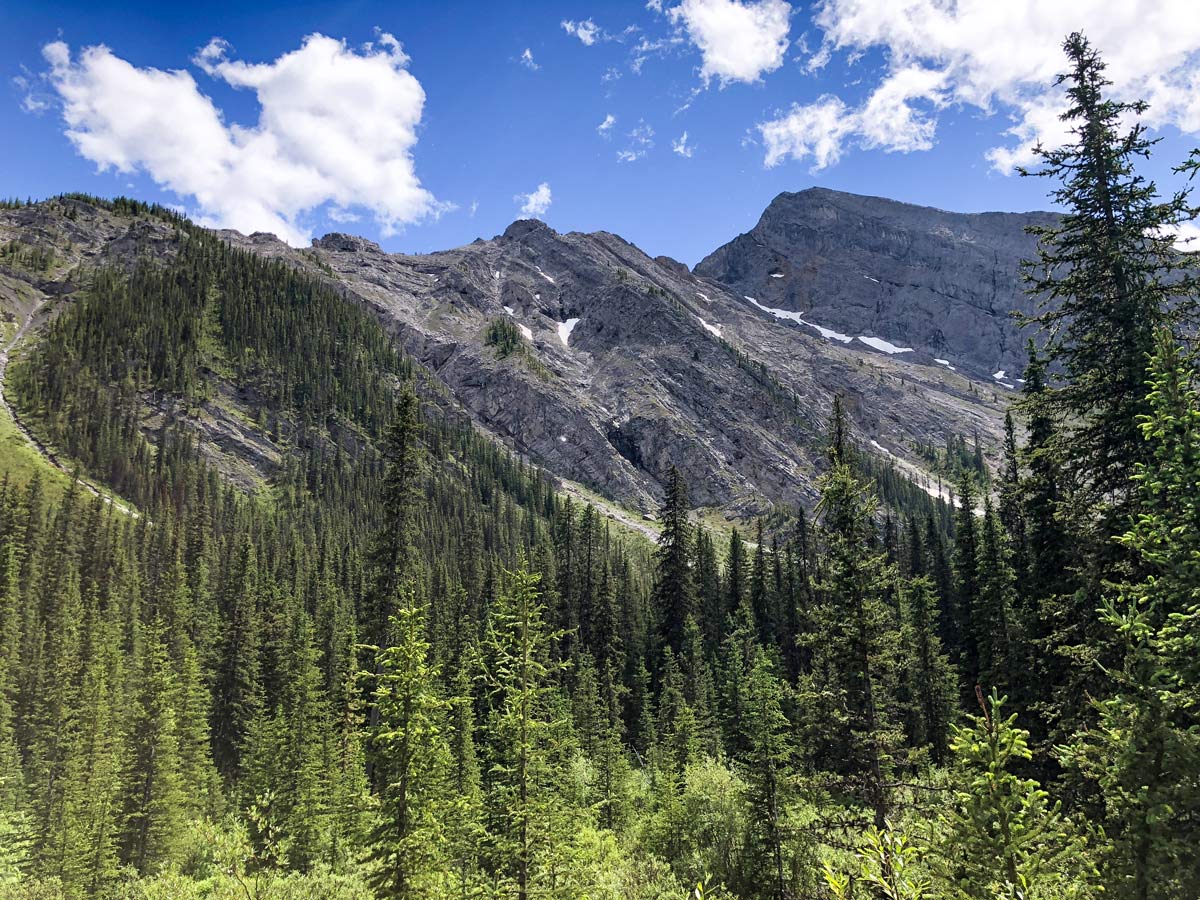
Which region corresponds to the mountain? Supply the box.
[0,193,1015,524]
[231,215,1011,515]
[695,187,1058,381]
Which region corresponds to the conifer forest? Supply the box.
[1,33,1199,900]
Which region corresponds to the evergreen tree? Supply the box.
[213,538,262,783]
[1020,32,1198,539]
[479,570,570,900]
[934,689,1096,899]
[366,594,450,898]
[1063,330,1200,900]
[740,649,793,900]
[813,401,901,827]
[367,388,425,648]
[654,467,695,658]
[119,622,187,874]
[951,471,980,684]
[975,497,1017,694]
[899,576,955,764]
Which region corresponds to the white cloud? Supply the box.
[42,33,443,245]
[760,65,944,169]
[668,0,791,86]
[597,113,616,137]
[515,182,552,217]
[672,131,695,157]
[760,95,856,169]
[760,0,1200,172]
[562,19,603,46]
[617,121,655,162]
[520,48,540,70]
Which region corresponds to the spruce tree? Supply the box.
[899,576,955,764]
[654,467,695,658]
[1020,32,1198,539]
[934,689,1095,899]
[740,649,793,900]
[479,570,570,900]
[1063,330,1200,900]
[366,593,450,898]
[813,400,901,827]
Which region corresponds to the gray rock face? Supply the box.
[1,195,1019,521]
[695,188,1058,379]
[298,214,1013,515]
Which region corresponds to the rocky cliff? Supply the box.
[695,188,1057,381]
[0,194,1017,521]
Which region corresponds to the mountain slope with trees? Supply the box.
[0,31,1197,900]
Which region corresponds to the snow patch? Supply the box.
[934,358,957,371]
[857,336,913,355]
[696,316,723,338]
[518,323,533,341]
[558,435,567,443]
[557,317,580,346]
[992,370,1007,381]
[696,292,711,303]
[809,321,854,343]
[744,296,854,343]
[535,265,556,284]
[769,273,784,279]
[504,305,515,316]
[493,271,501,281]
[863,275,880,284]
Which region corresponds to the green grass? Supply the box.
[0,399,72,497]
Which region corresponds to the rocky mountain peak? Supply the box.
[313,232,383,254]
[695,189,1058,379]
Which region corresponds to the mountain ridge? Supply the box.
[0,191,1020,522]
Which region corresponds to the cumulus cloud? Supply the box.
[562,19,603,46]
[672,131,695,157]
[597,113,616,137]
[617,121,655,162]
[515,182,552,217]
[759,0,1200,172]
[668,0,791,86]
[39,33,443,245]
[520,48,540,70]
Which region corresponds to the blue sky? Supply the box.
[6,0,1200,265]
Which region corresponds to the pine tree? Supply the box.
[654,467,695,658]
[366,592,450,898]
[1020,32,1198,539]
[479,570,570,900]
[813,401,901,828]
[933,689,1096,899]
[1063,330,1200,900]
[740,649,793,900]
[119,621,187,874]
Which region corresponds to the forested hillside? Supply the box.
[0,33,1198,900]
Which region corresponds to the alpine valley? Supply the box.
[2,32,1199,900]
